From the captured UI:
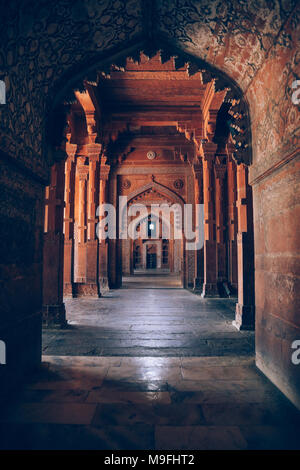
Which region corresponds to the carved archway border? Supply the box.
[126,181,186,207]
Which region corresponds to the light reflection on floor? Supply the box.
[0,354,300,450]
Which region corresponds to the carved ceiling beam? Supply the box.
[84,81,103,127]
[202,80,215,120]
[199,141,218,160]
[74,90,99,144]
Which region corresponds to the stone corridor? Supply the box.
[1,278,300,450]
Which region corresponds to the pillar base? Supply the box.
[63,283,74,297]
[229,282,238,295]
[193,277,204,292]
[201,283,219,298]
[99,277,109,296]
[73,283,100,297]
[43,303,66,328]
[233,303,255,330]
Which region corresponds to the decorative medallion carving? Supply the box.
[147,150,156,160]
[121,179,131,190]
[173,178,184,190]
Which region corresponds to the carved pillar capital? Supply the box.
[77,165,89,181]
[87,142,102,161]
[86,111,98,143]
[201,141,218,162]
[76,147,89,180]
[100,163,110,182]
[66,142,77,162]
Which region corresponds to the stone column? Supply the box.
[157,240,162,269]
[98,160,110,295]
[43,160,66,327]
[77,156,89,288]
[234,163,255,330]
[227,156,238,292]
[169,238,174,273]
[122,238,132,275]
[130,239,134,274]
[107,172,122,288]
[193,163,204,292]
[201,144,219,297]
[63,143,76,296]
[86,144,101,296]
[181,237,187,288]
[215,158,227,285]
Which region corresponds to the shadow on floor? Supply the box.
[1,355,300,450]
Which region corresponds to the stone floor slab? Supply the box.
[0,403,97,425]
[155,425,247,450]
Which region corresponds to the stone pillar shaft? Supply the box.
[193,163,204,292]
[74,158,89,288]
[63,144,76,296]
[227,157,238,291]
[43,160,66,327]
[234,163,255,330]
[215,161,227,283]
[98,163,110,295]
[85,145,102,295]
[201,146,218,297]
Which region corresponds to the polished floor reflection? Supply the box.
[1,355,300,450]
[43,278,254,357]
